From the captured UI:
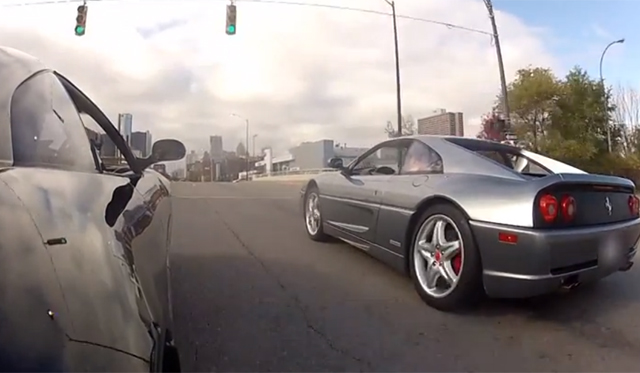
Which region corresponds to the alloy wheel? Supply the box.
[305,193,321,235]
[413,214,464,298]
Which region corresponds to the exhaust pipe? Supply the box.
[560,275,581,291]
[619,261,634,272]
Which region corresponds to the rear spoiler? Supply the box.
[533,173,636,191]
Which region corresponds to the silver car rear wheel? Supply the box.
[413,214,464,299]
[305,192,321,235]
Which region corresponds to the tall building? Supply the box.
[417,109,464,136]
[145,131,153,156]
[186,150,198,165]
[209,135,224,162]
[131,131,152,157]
[118,113,133,145]
[99,133,117,157]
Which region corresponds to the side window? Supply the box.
[351,144,404,176]
[400,141,443,174]
[10,72,95,172]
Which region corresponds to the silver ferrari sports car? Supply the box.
[301,135,640,311]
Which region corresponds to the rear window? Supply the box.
[444,138,551,176]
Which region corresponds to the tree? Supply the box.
[543,67,612,165]
[613,84,640,154]
[489,64,640,177]
[236,142,246,156]
[384,115,415,138]
[501,67,560,151]
[476,112,505,141]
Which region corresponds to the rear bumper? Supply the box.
[470,219,640,298]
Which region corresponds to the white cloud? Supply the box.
[0,0,557,155]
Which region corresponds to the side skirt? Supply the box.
[324,223,407,274]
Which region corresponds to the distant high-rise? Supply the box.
[131,131,152,157]
[99,133,117,157]
[417,109,464,137]
[145,131,153,156]
[118,113,133,145]
[186,150,198,165]
[209,135,224,162]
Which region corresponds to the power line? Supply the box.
[1,0,492,36]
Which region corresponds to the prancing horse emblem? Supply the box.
[605,197,612,216]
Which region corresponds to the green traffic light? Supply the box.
[75,25,85,35]
[226,25,235,34]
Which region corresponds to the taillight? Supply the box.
[539,194,558,223]
[560,195,576,222]
[628,195,639,216]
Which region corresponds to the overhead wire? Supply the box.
[1,0,493,36]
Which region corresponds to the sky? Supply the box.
[0,0,635,158]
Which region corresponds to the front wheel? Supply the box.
[409,203,484,312]
[303,187,329,241]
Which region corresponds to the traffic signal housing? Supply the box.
[226,4,237,35]
[75,5,88,36]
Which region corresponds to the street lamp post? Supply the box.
[252,134,258,157]
[383,0,403,137]
[231,113,250,180]
[483,0,511,134]
[599,38,625,153]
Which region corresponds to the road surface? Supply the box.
[169,181,640,372]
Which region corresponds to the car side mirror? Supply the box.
[138,139,186,170]
[328,157,344,169]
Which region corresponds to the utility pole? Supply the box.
[600,38,625,153]
[383,0,403,137]
[483,0,511,135]
[245,119,250,181]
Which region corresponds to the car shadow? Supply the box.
[169,247,640,373]
[473,271,640,320]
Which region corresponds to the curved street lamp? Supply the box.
[599,38,625,153]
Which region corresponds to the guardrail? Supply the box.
[253,168,337,179]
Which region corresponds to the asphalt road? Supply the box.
[169,181,640,372]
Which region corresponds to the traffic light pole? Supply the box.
[383,0,403,137]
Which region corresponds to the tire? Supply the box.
[303,186,329,241]
[161,329,181,372]
[408,203,484,312]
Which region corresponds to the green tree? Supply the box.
[489,65,640,179]
[551,67,609,145]
[501,67,560,151]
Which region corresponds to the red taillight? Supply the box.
[628,195,639,216]
[539,194,558,223]
[560,195,576,222]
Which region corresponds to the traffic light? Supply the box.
[225,4,237,35]
[75,4,88,36]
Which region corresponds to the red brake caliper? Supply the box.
[452,254,462,275]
